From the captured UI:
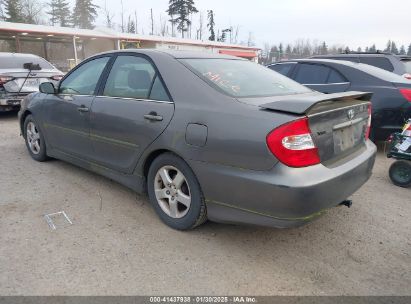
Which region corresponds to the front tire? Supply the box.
[147,153,207,230]
[389,160,411,188]
[23,115,48,162]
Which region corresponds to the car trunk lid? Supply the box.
[1,69,61,93]
[245,91,372,166]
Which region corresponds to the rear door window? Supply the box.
[294,63,331,84]
[360,57,394,72]
[268,63,295,76]
[103,55,169,101]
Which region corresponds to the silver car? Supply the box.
[0,52,63,112]
[18,50,377,230]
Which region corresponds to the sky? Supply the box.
[88,0,410,50]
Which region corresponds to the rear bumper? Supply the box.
[0,92,29,109]
[190,141,377,228]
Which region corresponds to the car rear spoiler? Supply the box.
[259,91,372,115]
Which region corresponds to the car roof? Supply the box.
[0,52,42,59]
[312,53,396,58]
[274,58,384,66]
[96,49,242,60]
[272,59,411,83]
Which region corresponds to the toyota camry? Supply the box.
[18,50,377,230]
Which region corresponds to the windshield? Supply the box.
[180,58,311,98]
[0,55,55,70]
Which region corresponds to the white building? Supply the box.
[0,21,260,71]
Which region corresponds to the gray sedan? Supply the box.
[18,50,377,230]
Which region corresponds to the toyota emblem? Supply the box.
[347,109,355,120]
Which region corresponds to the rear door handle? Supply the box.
[77,105,89,113]
[144,112,163,121]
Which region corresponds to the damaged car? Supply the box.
[0,52,63,112]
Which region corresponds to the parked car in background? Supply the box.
[0,52,63,112]
[19,50,376,230]
[311,52,411,79]
[268,59,411,141]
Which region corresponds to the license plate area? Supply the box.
[23,78,41,90]
[333,120,365,154]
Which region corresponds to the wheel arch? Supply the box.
[20,110,32,136]
[142,148,188,179]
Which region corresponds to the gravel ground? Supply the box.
[0,111,410,296]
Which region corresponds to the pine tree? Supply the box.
[127,15,135,33]
[55,0,70,26]
[0,0,5,20]
[285,44,292,56]
[72,0,98,29]
[207,10,215,41]
[391,41,399,54]
[47,0,58,25]
[167,0,198,38]
[321,41,328,55]
[3,0,24,22]
[278,43,283,59]
[369,44,376,52]
[408,44,411,56]
[399,45,406,55]
[384,40,391,52]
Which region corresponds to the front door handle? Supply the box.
[144,112,163,121]
[77,105,89,113]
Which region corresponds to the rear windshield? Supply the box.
[402,60,411,74]
[0,55,55,70]
[180,58,311,98]
[355,62,411,83]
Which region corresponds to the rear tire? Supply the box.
[23,115,48,162]
[389,160,411,188]
[147,153,207,230]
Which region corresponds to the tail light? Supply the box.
[399,88,411,102]
[50,75,63,81]
[365,103,372,140]
[266,117,320,167]
[0,76,14,86]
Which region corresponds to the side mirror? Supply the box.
[23,62,42,71]
[39,82,56,94]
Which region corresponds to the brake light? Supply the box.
[51,75,63,81]
[400,88,411,102]
[403,73,411,80]
[0,76,14,86]
[365,103,372,140]
[266,117,320,167]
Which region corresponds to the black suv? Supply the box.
[312,52,411,79]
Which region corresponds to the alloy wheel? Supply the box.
[26,121,41,155]
[154,165,191,218]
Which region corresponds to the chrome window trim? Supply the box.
[302,82,350,86]
[267,62,297,67]
[58,93,95,98]
[95,95,173,104]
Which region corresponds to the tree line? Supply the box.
[0,0,244,44]
[0,0,410,53]
[261,40,411,64]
